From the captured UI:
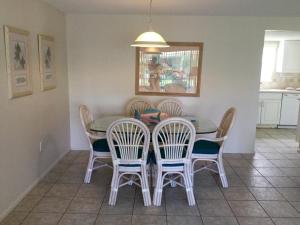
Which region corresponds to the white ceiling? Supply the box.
[43,0,300,16]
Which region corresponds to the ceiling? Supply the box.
[43,0,300,16]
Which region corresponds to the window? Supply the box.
[260,41,279,82]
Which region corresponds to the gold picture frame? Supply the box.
[38,34,56,91]
[4,25,32,99]
[135,42,203,97]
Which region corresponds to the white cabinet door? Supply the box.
[261,99,282,125]
[282,41,300,73]
[280,93,300,125]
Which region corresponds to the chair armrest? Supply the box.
[195,136,227,143]
[86,132,106,140]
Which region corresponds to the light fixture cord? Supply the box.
[148,0,153,30]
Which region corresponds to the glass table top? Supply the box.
[89,115,217,134]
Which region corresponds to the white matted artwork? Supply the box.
[4,25,32,99]
[38,34,56,91]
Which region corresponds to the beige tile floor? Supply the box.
[2,128,300,225]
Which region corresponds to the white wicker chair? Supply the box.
[157,99,184,116]
[107,118,151,206]
[152,118,196,206]
[79,105,112,183]
[191,107,237,188]
[126,98,154,116]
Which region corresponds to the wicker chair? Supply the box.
[79,105,112,183]
[125,98,154,116]
[107,118,152,206]
[152,118,196,206]
[157,99,184,116]
[191,107,237,188]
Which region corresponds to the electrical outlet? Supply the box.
[40,135,47,153]
[40,140,43,152]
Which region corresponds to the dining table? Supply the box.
[89,115,218,134]
[89,115,217,188]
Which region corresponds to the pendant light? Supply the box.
[131,0,169,48]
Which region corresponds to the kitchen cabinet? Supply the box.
[257,93,282,126]
[277,40,300,73]
[280,93,300,125]
[261,100,282,125]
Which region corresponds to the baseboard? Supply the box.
[0,150,69,222]
[277,125,297,129]
[70,148,88,151]
[256,125,277,128]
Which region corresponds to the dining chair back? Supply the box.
[79,104,93,134]
[191,107,237,188]
[126,98,154,116]
[157,99,184,116]
[153,118,195,163]
[107,118,151,206]
[216,107,236,139]
[108,118,150,164]
[152,117,196,206]
[79,105,111,184]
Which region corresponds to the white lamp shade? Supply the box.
[131,31,169,48]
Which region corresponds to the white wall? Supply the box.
[0,0,69,219]
[66,14,300,153]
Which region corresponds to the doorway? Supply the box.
[256,30,300,154]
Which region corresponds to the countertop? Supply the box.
[260,89,300,94]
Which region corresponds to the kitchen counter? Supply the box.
[260,89,300,94]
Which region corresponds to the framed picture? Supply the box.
[4,25,32,99]
[135,42,203,97]
[38,34,56,91]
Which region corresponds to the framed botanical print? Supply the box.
[135,42,203,97]
[38,34,56,91]
[4,25,32,99]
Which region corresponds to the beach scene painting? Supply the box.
[135,42,203,97]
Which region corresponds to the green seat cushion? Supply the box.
[119,164,141,167]
[92,139,110,152]
[192,140,220,155]
[162,163,184,167]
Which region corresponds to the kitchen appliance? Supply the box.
[280,93,300,126]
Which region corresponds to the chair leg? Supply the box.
[141,166,151,206]
[84,155,94,183]
[153,167,163,206]
[152,165,157,187]
[216,158,228,188]
[109,168,119,206]
[183,165,195,206]
[191,160,196,186]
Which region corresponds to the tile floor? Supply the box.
[2,128,300,225]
